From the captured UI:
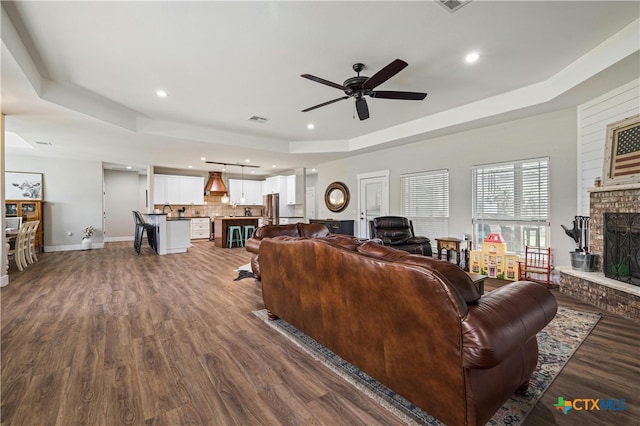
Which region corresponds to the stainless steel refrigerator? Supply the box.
[263,193,280,225]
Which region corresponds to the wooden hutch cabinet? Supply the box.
[6,200,43,252]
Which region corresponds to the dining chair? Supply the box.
[26,220,40,264]
[5,217,22,252]
[9,222,31,271]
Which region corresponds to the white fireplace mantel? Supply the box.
[588,182,640,193]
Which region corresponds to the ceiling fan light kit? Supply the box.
[301,59,427,121]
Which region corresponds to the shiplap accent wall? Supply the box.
[577,79,640,215]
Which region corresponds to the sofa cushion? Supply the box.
[298,223,331,238]
[315,234,362,251]
[357,241,481,304]
[254,223,299,239]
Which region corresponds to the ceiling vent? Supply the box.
[248,115,269,123]
[437,0,471,13]
[204,171,228,195]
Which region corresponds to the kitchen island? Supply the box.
[144,214,191,254]
[214,217,259,248]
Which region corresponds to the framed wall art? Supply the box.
[5,172,43,200]
[602,114,640,186]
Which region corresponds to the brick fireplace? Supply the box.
[557,183,640,320]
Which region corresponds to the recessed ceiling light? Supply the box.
[245,159,251,163]
[272,165,277,168]
[156,89,168,98]
[188,165,193,168]
[200,157,206,161]
[465,51,480,63]
[307,123,315,130]
[251,171,255,174]
[126,166,132,170]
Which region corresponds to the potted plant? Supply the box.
[82,226,94,250]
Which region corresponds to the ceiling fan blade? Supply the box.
[371,91,427,100]
[362,59,408,90]
[355,97,369,120]
[302,96,349,112]
[301,74,350,91]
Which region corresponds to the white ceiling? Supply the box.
[2,1,639,176]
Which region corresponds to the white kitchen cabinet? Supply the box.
[228,179,263,205]
[180,176,204,205]
[154,175,204,205]
[285,174,304,205]
[190,217,210,239]
[286,175,296,204]
[263,175,286,195]
[153,175,170,204]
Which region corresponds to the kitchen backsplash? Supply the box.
[153,194,263,218]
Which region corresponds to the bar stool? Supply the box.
[227,226,243,248]
[243,225,256,244]
[133,211,158,255]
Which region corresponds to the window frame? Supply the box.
[471,157,550,254]
[400,168,450,248]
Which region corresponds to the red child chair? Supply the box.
[520,246,552,288]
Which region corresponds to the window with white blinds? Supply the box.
[400,169,449,246]
[472,157,550,254]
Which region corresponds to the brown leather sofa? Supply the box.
[259,236,557,426]
[245,222,330,278]
[369,216,433,256]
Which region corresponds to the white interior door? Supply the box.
[357,171,390,239]
[305,187,316,220]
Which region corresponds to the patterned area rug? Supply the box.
[234,264,256,281]
[254,307,601,425]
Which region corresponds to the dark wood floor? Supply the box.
[1,241,638,426]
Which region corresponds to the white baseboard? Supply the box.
[1,274,8,287]
[44,243,105,252]
[104,236,134,242]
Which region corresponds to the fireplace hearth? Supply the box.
[604,213,640,286]
[557,184,640,321]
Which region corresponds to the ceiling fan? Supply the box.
[301,59,427,121]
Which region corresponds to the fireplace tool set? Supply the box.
[562,216,596,271]
[561,215,590,252]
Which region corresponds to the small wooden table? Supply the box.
[466,272,486,295]
[436,237,472,271]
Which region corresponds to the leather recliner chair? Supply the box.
[369,216,433,256]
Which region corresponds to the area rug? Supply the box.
[234,263,256,281]
[253,307,601,425]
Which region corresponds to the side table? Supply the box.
[436,237,472,271]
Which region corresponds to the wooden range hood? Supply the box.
[204,172,228,195]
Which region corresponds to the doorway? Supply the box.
[357,170,390,239]
[103,169,142,241]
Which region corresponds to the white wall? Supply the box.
[316,108,578,267]
[578,79,640,215]
[6,155,104,251]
